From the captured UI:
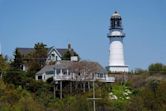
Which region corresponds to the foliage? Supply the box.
[1,59,166,111]
[28,42,48,73]
[111,85,132,101]
[126,80,166,111]
[0,55,9,77]
[62,49,79,60]
[62,50,71,60]
[0,80,45,111]
[53,96,90,111]
[148,63,166,74]
[46,77,54,84]
[3,69,27,86]
[127,73,148,88]
[11,49,24,70]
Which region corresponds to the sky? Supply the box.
[0,0,166,70]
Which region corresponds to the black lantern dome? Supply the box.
[110,11,122,29]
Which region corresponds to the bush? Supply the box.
[148,63,166,74]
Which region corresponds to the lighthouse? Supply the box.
[107,11,128,72]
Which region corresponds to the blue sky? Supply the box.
[0,0,166,70]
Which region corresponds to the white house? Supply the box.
[36,60,115,83]
[17,44,78,71]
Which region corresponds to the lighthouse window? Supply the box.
[117,21,120,27]
[111,22,114,28]
[115,21,117,25]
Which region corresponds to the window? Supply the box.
[51,54,55,60]
[96,73,104,78]
[46,71,54,75]
[38,76,42,80]
[62,69,67,75]
[99,73,104,78]
[56,69,60,75]
[52,54,55,57]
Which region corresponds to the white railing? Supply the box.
[53,74,115,82]
[54,75,72,81]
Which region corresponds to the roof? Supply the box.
[111,11,121,19]
[36,61,73,75]
[36,65,55,75]
[56,48,68,57]
[90,61,107,74]
[16,47,76,57]
[36,60,107,75]
[17,48,34,55]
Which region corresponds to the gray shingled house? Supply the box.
[17,44,79,71]
[36,60,115,82]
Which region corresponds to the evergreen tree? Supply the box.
[28,42,47,73]
[62,49,79,60]
[62,50,71,60]
[11,49,23,70]
[0,55,9,78]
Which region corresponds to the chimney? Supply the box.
[70,56,78,62]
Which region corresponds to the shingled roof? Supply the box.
[16,47,76,57]
[16,48,35,56]
[36,60,107,75]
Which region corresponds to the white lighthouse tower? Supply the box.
[107,11,128,72]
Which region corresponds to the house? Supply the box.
[17,44,79,71]
[36,60,115,83]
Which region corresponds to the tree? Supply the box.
[3,70,27,86]
[11,49,24,70]
[162,65,166,74]
[126,80,166,111]
[0,80,45,111]
[0,55,9,78]
[28,42,47,73]
[148,63,163,74]
[62,50,71,60]
[148,63,166,74]
[62,49,79,60]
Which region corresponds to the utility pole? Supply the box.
[87,74,102,111]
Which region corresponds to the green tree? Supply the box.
[3,70,27,86]
[126,80,166,111]
[162,65,166,74]
[0,80,45,111]
[62,50,71,60]
[62,49,79,60]
[0,55,9,78]
[28,42,47,73]
[148,63,163,74]
[11,49,24,70]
